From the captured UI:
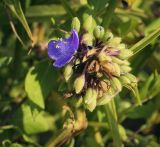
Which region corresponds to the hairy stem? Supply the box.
[46,109,88,147]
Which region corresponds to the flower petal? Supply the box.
[48,40,62,60]
[66,29,79,52]
[53,55,72,67]
[48,29,79,67]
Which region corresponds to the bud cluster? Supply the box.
[63,16,137,111]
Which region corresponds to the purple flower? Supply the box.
[48,29,79,67]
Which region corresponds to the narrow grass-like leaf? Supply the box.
[115,8,146,18]
[105,100,123,147]
[26,4,66,18]
[130,27,160,54]
[60,0,75,18]
[8,0,33,41]
[125,85,142,106]
[145,18,160,35]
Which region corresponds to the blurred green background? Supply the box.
[0,0,160,146]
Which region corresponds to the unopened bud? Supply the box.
[118,125,127,141]
[111,77,122,92]
[120,65,132,73]
[119,76,131,85]
[63,64,73,81]
[102,62,120,76]
[96,72,103,78]
[108,37,122,46]
[93,26,104,39]
[118,49,133,59]
[112,63,121,77]
[84,88,93,104]
[74,74,85,94]
[83,15,93,31]
[117,43,126,50]
[98,51,112,62]
[123,60,130,66]
[103,31,113,42]
[126,73,137,83]
[82,33,93,46]
[97,88,115,105]
[102,62,114,74]
[84,88,97,111]
[71,17,80,32]
[100,80,110,92]
[112,57,124,65]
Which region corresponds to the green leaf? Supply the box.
[145,18,160,35]
[22,103,49,134]
[126,101,155,119]
[7,0,33,41]
[130,26,160,54]
[2,140,22,147]
[13,101,52,134]
[140,72,160,103]
[130,86,142,106]
[25,60,59,109]
[88,0,109,15]
[25,4,66,21]
[105,100,123,147]
[60,0,75,18]
[9,143,22,147]
[102,0,117,28]
[140,73,154,100]
[0,56,12,67]
[119,16,140,37]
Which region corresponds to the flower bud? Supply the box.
[119,76,131,85]
[93,26,104,39]
[82,33,93,46]
[103,31,113,42]
[112,57,124,65]
[108,37,122,46]
[71,17,80,32]
[84,88,97,111]
[102,62,120,76]
[123,60,130,66]
[111,77,122,92]
[96,72,103,78]
[101,62,115,74]
[98,51,112,62]
[118,125,127,141]
[117,43,126,50]
[112,63,121,77]
[118,49,133,59]
[63,64,73,81]
[100,80,110,92]
[120,65,132,73]
[83,15,93,31]
[97,88,115,105]
[74,74,85,94]
[126,73,137,83]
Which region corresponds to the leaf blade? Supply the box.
[130,27,160,54]
[105,100,123,147]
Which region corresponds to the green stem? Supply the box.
[105,101,123,147]
[46,110,88,147]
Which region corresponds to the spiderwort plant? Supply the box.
[48,16,137,112]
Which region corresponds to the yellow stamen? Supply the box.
[56,44,60,48]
